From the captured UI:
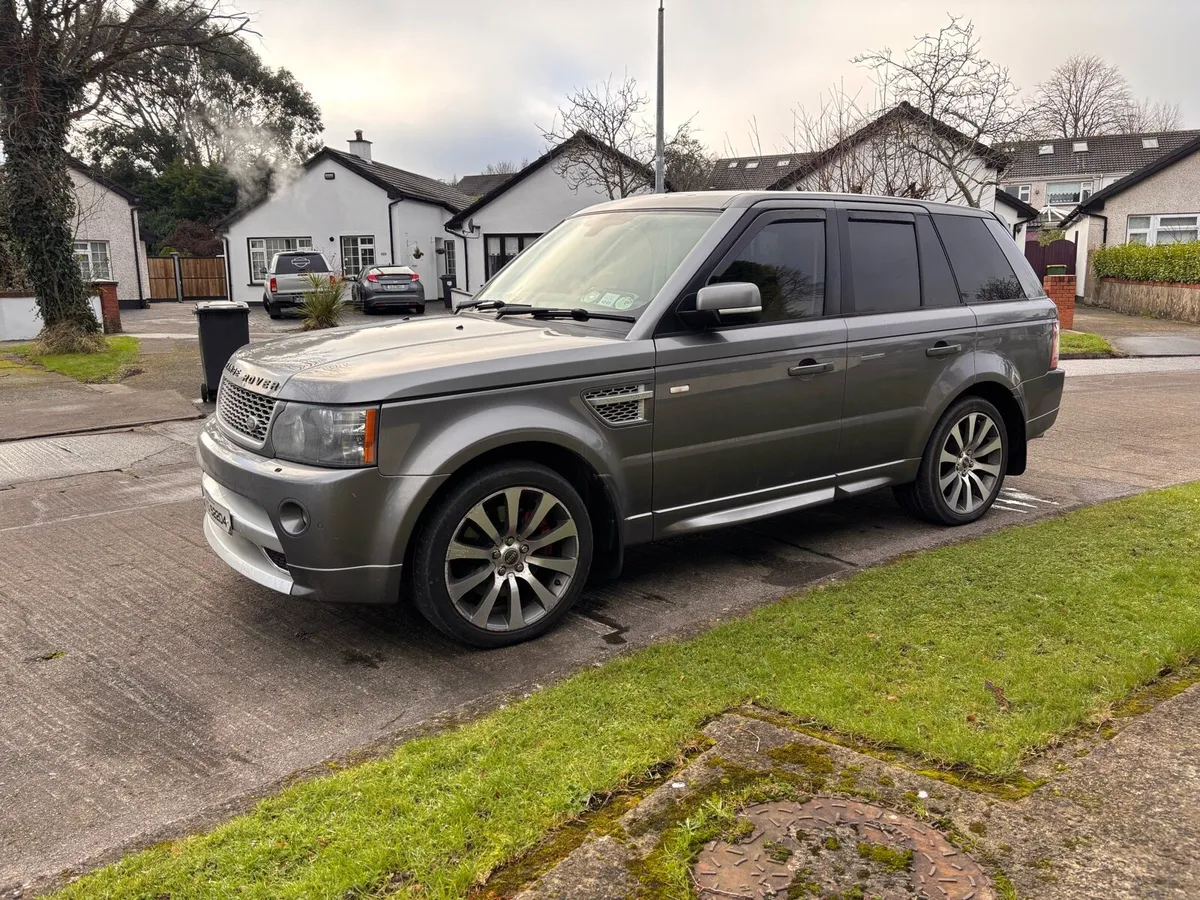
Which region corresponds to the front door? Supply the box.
[652,210,847,537]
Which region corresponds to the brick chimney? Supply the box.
[347,130,372,162]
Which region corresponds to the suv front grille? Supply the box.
[217,380,280,444]
[584,385,653,426]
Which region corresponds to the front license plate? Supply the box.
[205,492,233,534]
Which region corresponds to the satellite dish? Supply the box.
[467,218,477,233]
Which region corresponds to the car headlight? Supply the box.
[271,403,378,467]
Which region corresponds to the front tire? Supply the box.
[411,463,593,648]
[895,396,1009,526]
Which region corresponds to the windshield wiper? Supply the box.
[495,306,636,324]
[454,299,531,314]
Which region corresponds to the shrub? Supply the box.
[1037,228,1066,247]
[1092,241,1200,284]
[299,272,347,330]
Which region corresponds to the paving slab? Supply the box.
[0,388,201,442]
[1,371,1199,895]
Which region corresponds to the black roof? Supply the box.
[1065,132,1200,225]
[446,131,662,230]
[995,188,1039,220]
[219,147,471,229]
[454,173,514,197]
[705,152,816,191]
[998,130,1200,180]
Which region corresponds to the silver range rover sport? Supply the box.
[199,191,1065,647]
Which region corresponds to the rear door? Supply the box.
[273,252,331,296]
[652,206,848,536]
[836,205,976,486]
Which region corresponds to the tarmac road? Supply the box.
[3,362,1200,894]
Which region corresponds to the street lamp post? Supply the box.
[655,0,665,193]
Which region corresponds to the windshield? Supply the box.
[471,210,720,320]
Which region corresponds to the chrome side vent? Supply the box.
[583,384,652,426]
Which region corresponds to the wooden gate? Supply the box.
[146,256,228,301]
[147,257,177,300]
[1023,239,1076,281]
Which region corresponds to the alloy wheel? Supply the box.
[938,412,1004,515]
[443,486,580,632]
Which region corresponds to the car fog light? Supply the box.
[278,499,310,535]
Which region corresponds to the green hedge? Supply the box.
[1092,240,1200,284]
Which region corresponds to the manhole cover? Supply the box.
[693,797,995,899]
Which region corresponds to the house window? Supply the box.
[485,234,539,280]
[745,160,760,169]
[1072,141,1089,152]
[1127,214,1200,245]
[1004,184,1031,203]
[442,239,458,287]
[1046,181,1091,206]
[73,241,111,280]
[248,237,313,283]
[339,235,375,277]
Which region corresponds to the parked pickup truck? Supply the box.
[262,250,334,318]
[200,191,1065,647]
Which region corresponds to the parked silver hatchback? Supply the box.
[200,192,1065,647]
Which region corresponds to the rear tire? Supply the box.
[894,395,1009,526]
[410,462,593,648]
[267,301,282,320]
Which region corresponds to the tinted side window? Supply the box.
[847,219,920,314]
[933,215,1023,303]
[983,217,1045,299]
[711,220,824,321]
[915,215,961,307]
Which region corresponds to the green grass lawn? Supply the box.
[52,484,1200,899]
[13,335,139,382]
[1060,331,1116,357]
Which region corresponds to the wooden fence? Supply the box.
[1023,239,1076,281]
[147,256,228,301]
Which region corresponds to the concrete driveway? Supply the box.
[3,362,1200,894]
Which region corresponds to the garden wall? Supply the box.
[0,293,103,341]
[1092,278,1200,324]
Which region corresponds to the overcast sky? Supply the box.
[249,0,1200,182]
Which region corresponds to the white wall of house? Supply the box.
[993,201,1029,245]
[223,157,455,306]
[70,168,149,303]
[389,199,455,301]
[457,162,623,294]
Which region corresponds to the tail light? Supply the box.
[268,277,277,292]
[365,273,379,283]
[410,272,420,281]
[1050,320,1061,369]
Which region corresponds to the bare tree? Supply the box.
[540,75,654,199]
[1118,97,1182,134]
[789,86,942,199]
[0,0,249,348]
[482,160,522,175]
[853,15,1023,207]
[1031,54,1131,138]
[663,121,712,192]
[540,74,710,198]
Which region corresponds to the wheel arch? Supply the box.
[401,439,625,583]
[955,379,1028,475]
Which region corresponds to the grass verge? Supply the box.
[53,484,1200,899]
[13,335,139,382]
[1060,331,1116,357]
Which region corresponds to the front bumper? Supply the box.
[198,418,446,603]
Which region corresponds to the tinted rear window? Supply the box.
[932,215,1024,303]
[274,253,329,274]
[984,218,1046,299]
[847,219,920,314]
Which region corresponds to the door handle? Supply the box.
[788,359,834,377]
[926,343,962,358]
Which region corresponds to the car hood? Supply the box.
[224,315,653,404]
